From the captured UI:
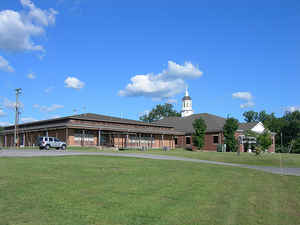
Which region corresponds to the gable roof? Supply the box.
[155,114,263,135]
[237,122,259,132]
[154,113,227,134]
[2,113,173,129]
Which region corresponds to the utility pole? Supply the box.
[14,88,22,148]
[281,132,283,151]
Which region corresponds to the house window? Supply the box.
[213,136,219,144]
[186,137,191,144]
[174,138,178,145]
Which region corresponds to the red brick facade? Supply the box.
[176,132,276,152]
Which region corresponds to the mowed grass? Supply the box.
[66,147,300,168]
[1,156,300,225]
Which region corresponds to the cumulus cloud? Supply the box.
[240,101,255,109]
[119,61,203,100]
[286,106,300,113]
[232,92,253,101]
[0,0,58,52]
[232,91,254,108]
[0,56,14,72]
[27,73,35,79]
[21,117,37,123]
[3,98,23,110]
[64,76,85,90]
[0,121,12,126]
[0,108,6,117]
[166,99,178,104]
[34,103,64,112]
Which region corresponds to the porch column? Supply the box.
[46,130,49,137]
[98,129,101,146]
[65,128,69,145]
[82,130,85,147]
[126,133,129,148]
[161,134,164,148]
[150,134,153,149]
[139,133,141,148]
[23,133,25,147]
[4,135,7,147]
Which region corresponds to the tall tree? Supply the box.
[243,111,258,123]
[139,103,181,123]
[257,131,272,151]
[192,118,207,150]
[223,117,239,152]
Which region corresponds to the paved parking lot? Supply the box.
[1,149,300,176]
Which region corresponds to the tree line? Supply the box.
[242,110,300,153]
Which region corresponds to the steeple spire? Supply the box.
[185,87,189,97]
[181,86,193,117]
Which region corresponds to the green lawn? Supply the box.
[0,156,300,225]
[65,147,300,168]
[6,146,300,167]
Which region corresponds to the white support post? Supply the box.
[98,129,101,146]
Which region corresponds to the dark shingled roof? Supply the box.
[238,122,259,132]
[155,114,260,134]
[154,113,227,134]
[2,113,173,129]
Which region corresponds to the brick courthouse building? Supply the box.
[0,113,183,149]
[155,89,275,152]
[0,89,275,152]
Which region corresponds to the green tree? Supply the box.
[257,131,272,151]
[243,111,258,123]
[192,118,207,150]
[223,117,239,152]
[139,103,181,123]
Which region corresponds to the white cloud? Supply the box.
[33,103,64,112]
[64,76,85,90]
[0,121,12,126]
[138,110,150,117]
[119,61,203,100]
[232,91,254,108]
[240,101,255,109]
[21,117,37,123]
[0,109,6,117]
[286,106,300,113]
[0,56,14,72]
[166,99,178,104]
[0,0,58,52]
[232,92,253,101]
[21,0,58,26]
[27,73,35,79]
[3,98,23,110]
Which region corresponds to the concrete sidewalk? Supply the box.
[1,149,300,176]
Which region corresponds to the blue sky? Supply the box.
[0,0,299,126]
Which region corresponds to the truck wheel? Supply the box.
[45,145,50,150]
[61,145,66,150]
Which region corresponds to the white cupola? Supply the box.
[181,87,194,117]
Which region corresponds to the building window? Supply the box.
[213,135,219,144]
[174,137,178,145]
[186,136,191,145]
